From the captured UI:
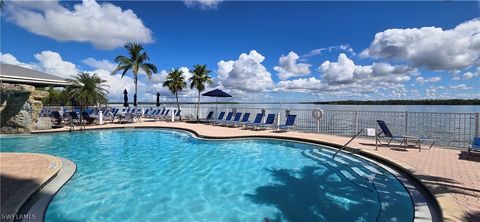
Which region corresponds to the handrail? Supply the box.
[332,128,364,159]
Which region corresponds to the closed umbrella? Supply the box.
[156,92,160,107]
[123,89,129,107]
[133,94,138,107]
[202,89,232,117]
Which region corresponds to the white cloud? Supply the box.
[275,77,323,92]
[449,84,472,90]
[415,76,442,85]
[0,52,37,69]
[319,53,415,85]
[274,51,311,80]
[6,0,153,50]
[462,68,480,79]
[34,51,78,78]
[82,58,117,72]
[184,0,222,10]
[361,18,480,71]
[216,50,274,93]
[301,44,355,60]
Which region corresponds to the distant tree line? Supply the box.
[312,99,480,105]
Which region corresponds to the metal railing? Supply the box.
[44,105,479,148]
[177,105,479,148]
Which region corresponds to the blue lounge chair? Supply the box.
[468,136,480,156]
[207,112,225,124]
[376,120,416,148]
[214,112,233,125]
[199,111,214,123]
[230,113,250,127]
[274,114,296,132]
[223,112,242,126]
[82,111,96,124]
[69,111,80,125]
[253,114,276,130]
[50,111,63,124]
[244,113,264,128]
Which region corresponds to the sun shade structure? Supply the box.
[202,89,232,117]
[0,64,69,87]
[202,89,232,98]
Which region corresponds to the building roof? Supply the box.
[0,64,70,87]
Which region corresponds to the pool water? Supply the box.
[1,129,413,222]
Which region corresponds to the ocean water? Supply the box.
[1,129,413,222]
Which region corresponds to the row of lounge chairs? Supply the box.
[199,111,297,132]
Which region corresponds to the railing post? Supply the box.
[475,112,479,137]
[354,110,358,135]
[404,111,408,135]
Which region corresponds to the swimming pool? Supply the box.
[1,129,414,221]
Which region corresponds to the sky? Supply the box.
[1,0,479,103]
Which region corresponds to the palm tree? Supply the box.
[65,72,109,129]
[189,64,212,121]
[0,0,5,10]
[163,69,186,120]
[112,42,157,105]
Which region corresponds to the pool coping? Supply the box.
[17,157,76,222]
[0,153,62,222]
[30,125,460,221]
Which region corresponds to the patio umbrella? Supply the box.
[156,92,160,107]
[123,89,129,107]
[202,89,232,116]
[133,94,138,107]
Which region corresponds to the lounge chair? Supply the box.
[252,114,276,130]
[207,112,225,124]
[50,111,63,124]
[222,112,242,126]
[159,109,170,120]
[198,111,214,123]
[231,113,250,127]
[69,111,80,125]
[468,136,480,156]
[82,111,96,125]
[376,120,425,149]
[214,112,233,125]
[273,114,296,132]
[244,113,264,128]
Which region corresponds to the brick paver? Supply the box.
[32,120,480,221]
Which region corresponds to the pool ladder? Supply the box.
[332,129,364,159]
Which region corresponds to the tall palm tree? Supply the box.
[65,72,109,129]
[189,64,212,121]
[112,42,157,105]
[163,69,186,120]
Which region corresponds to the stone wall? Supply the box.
[0,83,49,134]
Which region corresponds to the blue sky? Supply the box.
[1,0,479,102]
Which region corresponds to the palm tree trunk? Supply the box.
[175,91,182,121]
[134,73,138,106]
[197,91,200,121]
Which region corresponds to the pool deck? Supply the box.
[7,119,480,222]
[0,153,62,222]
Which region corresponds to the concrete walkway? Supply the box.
[30,120,480,222]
